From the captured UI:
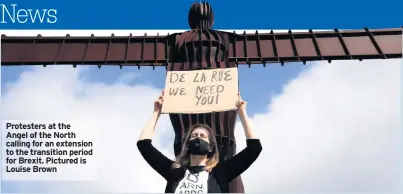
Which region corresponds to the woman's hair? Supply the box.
[172,123,219,172]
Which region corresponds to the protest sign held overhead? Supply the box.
[162,68,238,114]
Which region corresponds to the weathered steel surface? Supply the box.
[168,21,243,192]
[228,28,402,64]
[1,1,401,193]
[1,34,171,66]
[2,28,401,67]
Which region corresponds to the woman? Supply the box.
[137,91,262,193]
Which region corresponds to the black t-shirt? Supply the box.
[137,139,262,193]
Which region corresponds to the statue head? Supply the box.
[188,1,214,29]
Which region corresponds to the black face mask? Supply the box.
[187,137,211,155]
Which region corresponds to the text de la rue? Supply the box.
[167,69,233,106]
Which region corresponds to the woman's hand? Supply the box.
[236,92,255,139]
[153,91,164,114]
[139,90,164,141]
[236,92,247,115]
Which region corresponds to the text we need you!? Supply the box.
[1,4,57,24]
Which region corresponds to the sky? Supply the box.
[1,30,402,194]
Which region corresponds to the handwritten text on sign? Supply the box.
[162,68,238,114]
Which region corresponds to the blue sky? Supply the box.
[1,63,306,115]
[0,60,308,192]
[1,62,309,193]
[0,9,401,190]
[1,0,402,191]
[1,57,401,193]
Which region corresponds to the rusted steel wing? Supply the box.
[1,33,174,67]
[228,28,402,65]
[1,28,401,67]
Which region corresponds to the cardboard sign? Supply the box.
[162,68,238,114]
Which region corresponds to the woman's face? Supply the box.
[190,127,210,143]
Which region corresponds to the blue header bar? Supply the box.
[0,0,401,29]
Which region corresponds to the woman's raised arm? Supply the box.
[220,94,262,181]
[139,93,164,141]
[137,92,173,180]
[237,94,256,140]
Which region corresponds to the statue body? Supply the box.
[167,2,244,192]
[0,1,401,193]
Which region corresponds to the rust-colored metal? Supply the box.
[169,3,244,191]
[1,1,401,193]
[2,28,401,67]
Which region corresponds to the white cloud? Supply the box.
[235,59,402,193]
[1,66,175,193]
[1,57,402,193]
